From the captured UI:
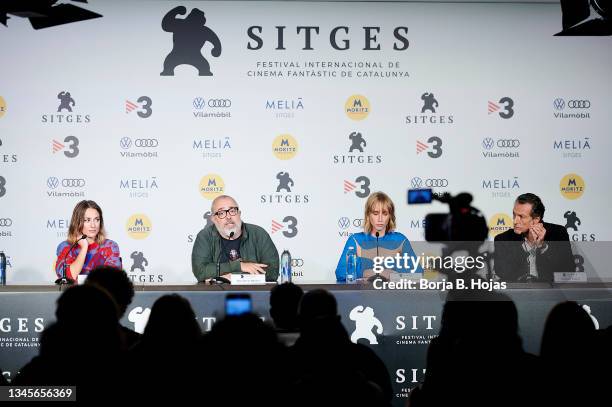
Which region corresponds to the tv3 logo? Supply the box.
[488,97,514,119]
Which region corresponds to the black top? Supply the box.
[219,235,242,263]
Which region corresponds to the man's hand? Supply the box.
[240,262,268,274]
[529,223,547,246]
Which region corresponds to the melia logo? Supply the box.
[488,213,513,237]
[199,174,225,199]
[126,214,152,239]
[272,135,298,160]
[345,95,370,120]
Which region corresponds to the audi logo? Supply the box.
[291,259,304,267]
[134,139,159,147]
[62,178,86,187]
[411,177,448,188]
[120,137,132,149]
[553,98,565,110]
[353,218,364,227]
[567,100,591,109]
[338,217,350,229]
[0,218,13,227]
[193,97,205,110]
[496,139,520,148]
[208,99,231,108]
[47,177,60,189]
[482,138,495,150]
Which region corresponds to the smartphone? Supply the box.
[408,188,433,204]
[225,293,252,316]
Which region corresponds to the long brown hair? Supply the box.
[363,192,396,234]
[67,200,106,245]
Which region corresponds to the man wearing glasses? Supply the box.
[191,195,280,283]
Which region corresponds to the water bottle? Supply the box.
[0,251,6,286]
[280,249,292,283]
[346,246,357,284]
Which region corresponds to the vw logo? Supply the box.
[134,139,159,147]
[496,139,520,148]
[193,97,206,110]
[482,138,495,150]
[62,178,86,187]
[567,100,591,109]
[208,99,231,108]
[0,218,12,227]
[553,98,565,110]
[411,177,423,188]
[353,218,364,227]
[338,217,350,229]
[120,137,132,149]
[47,177,60,189]
[291,258,304,267]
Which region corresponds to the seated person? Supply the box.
[494,193,574,282]
[335,191,422,282]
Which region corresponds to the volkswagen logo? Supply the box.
[496,139,520,148]
[353,218,364,227]
[62,178,86,187]
[47,177,60,189]
[134,139,159,148]
[553,98,565,110]
[0,218,12,227]
[567,100,591,109]
[193,97,206,110]
[482,138,495,150]
[291,258,304,267]
[338,217,350,229]
[412,177,448,188]
[120,137,132,149]
[208,99,231,108]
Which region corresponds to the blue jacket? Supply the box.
[335,231,422,282]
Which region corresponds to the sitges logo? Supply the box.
[406,92,454,125]
[0,318,45,333]
[334,131,383,165]
[564,210,596,241]
[246,25,409,51]
[260,171,310,204]
[41,91,91,124]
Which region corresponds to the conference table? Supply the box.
[2,282,612,405]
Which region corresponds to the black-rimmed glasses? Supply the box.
[214,207,239,219]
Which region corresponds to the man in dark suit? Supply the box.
[494,193,574,282]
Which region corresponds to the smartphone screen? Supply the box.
[408,188,433,204]
[225,294,252,316]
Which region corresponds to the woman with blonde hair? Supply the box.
[55,200,121,281]
[335,192,421,282]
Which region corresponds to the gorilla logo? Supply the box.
[57,91,75,112]
[564,210,581,231]
[130,251,149,272]
[160,6,222,76]
[128,307,151,334]
[349,305,383,345]
[276,171,294,193]
[203,211,214,227]
[581,304,599,329]
[348,132,366,153]
[421,92,439,113]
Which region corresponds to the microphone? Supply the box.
[210,231,235,285]
[368,231,388,283]
[55,235,86,286]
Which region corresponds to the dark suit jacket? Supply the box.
[494,222,574,282]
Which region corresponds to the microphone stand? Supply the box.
[55,235,85,286]
[368,231,389,283]
[209,231,234,285]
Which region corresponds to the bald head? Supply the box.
[210,195,242,239]
[211,195,238,213]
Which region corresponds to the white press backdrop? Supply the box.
[0,1,610,284]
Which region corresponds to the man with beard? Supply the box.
[192,195,279,282]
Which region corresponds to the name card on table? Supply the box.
[230,273,266,285]
[554,272,588,283]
